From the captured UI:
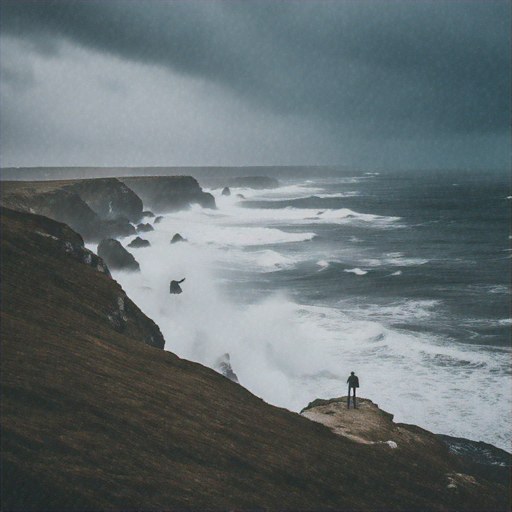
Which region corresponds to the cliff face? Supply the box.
[1,208,509,511]
[67,178,143,222]
[1,207,165,349]
[0,180,137,242]
[0,176,216,242]
[121,176,216,213]
[0,184,106,242]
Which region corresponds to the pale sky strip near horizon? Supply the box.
[1,1,510,171]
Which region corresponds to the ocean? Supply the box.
[88,167,511,452]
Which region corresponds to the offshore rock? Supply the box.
[103,216,137,238]
[121,176,216,213]
[136,223,154,233]
[221,186,231,196]
[141,211,155,218]
[154,216,164,224]
[97,239,140,272]
[169,279,185,294]
[127,237,151,249]
[170,233,187,244]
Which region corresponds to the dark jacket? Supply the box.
[347,375,359,388]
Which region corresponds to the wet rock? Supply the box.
[136,223,154,233]
[141,211,155,218]
[236,194,245,199]
[154,216,164,224]
[104,216,137,238]
[97,238,140,272]
[127,237,151,248]
[170,233,187,244]
[221,187,231,196]
[170,278,185,294]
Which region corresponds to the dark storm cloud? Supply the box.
[2,0,510,139]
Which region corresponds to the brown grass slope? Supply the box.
[1,208,509,511]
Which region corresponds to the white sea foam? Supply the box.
[344,268,368,276]
[87,182,512,453]
[362,252,429,267]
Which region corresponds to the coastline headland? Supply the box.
[1,175,510,511]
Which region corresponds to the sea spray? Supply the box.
[87,170,511,452]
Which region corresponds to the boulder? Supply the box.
[154,216,164,224]
[141,211,155,218]
[236,194,245,199]
[170,233,187,244]
[136,223,154,233]
[97,239,140,272]
[221,187,231,196]
[127,237,151,248]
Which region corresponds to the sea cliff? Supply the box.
[1,204,509,511]
[0,176,215,242]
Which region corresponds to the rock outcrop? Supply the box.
[214,353,239,383]
[127,237,151,248]
[97,239,140,272]
[221,186,231,196]
[301,396,511,490]
[121,176,216,213]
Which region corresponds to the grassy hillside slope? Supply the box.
[1,207,508,511]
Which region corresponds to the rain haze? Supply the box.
[1,1,511,171]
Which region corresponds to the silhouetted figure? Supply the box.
[170,278,186,294]
[347,371,359,409]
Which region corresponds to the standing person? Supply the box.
[347,371,359,409]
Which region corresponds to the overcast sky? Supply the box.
[1,1,510,170]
